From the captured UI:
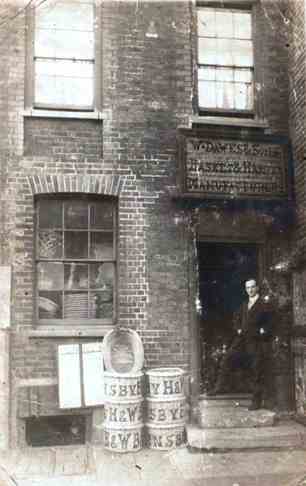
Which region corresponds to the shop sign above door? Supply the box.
[179,134,289,200]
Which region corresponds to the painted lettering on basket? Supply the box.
[104,381,142,398]
[104,430,141,450]
[147,430,185,449]
[148,404,185,422]
[147,379,183,396]
[104,404,143,423]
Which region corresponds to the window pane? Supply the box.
[35,74,94,108]
[90,202,114,230]
[36,2,94,31]
[198,67,215,81]
[216,82,234,109]
[217,39,234,66]
[90,232,113,259]
[235,82,253,110]
[90,262,115,290]
[91,292,113,319]
[235,68,252,83]
[198,80,216,108]
[35,73,56,105]
[35,59,93,78]
[38,262,64,290]
[38,200,62,228]
[216,11,233,38]
[65,202,88,229]
[35,29,94,59]
[35,29,56,58]
[54,76,94,107]
[216,67,234,82]
[65,232,88,259]
[234,12,252,39]
[64,292,89,319]
[198,38,218,65]
[64,263,88,290]
[38,231,63,259]
[232,40,253,67]
[198,9,215,37]
[39,291,62,319]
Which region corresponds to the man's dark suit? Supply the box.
[213,296,274,407]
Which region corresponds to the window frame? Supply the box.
[35,194,117,327]
[25,0,102,112]
[195,2,261,120]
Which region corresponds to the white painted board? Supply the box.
[0,266,11,328]
[58,344,82,409]
[82,342,104,406]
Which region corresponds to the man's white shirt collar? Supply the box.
[248,294,259,310]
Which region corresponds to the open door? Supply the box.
[197,241,259,394]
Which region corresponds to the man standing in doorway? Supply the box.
[211,278,274,410]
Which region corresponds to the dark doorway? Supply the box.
[197,241,259,394]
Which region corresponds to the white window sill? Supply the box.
[25,326,112,338]
[23,108,104,120]
[190,115,269,129]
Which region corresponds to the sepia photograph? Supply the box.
[0,0,305,484]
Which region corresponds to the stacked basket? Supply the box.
[103,372,144,452]
[102,328,145,453]
[145,367,186,450]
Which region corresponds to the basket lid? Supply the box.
[102,327,144,374]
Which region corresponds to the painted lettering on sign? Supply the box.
[183,138,288,199]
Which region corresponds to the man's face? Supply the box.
[245,280,258,298]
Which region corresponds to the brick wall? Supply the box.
[288,0,306,415]
[288,0,306,245]
[24,118,103,160]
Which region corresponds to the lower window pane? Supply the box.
[90,262,115,289]
[64,292,88,319]
[216,81,234,109]
[64,263,88,290]
[235,82,253,110]
[198,80,216,108]
[35,72,93,107]
[39,291,62,319]
[38,262,64,291]
[91,291,113,319]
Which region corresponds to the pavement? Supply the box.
[0,444,306,486]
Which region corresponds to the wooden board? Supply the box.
[58,342,104,409]
[82,342,104,407]
[58,344,82,409]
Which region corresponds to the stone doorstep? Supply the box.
[197,407,276,428]
[195,394,276,428]
[186,421,306,451]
